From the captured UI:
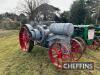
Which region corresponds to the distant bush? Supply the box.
[0,19,20,30]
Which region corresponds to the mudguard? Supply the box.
[23,24,35,40]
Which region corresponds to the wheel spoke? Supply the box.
[71,38,83,61]
[48,42,71,68]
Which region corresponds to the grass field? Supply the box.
[0,30,100,75]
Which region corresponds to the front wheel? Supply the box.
[48,41,71,68]
[93,37,100,50]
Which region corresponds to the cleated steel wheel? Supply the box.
[74,37,86,52]
[93,37,100,50]
[19,25,34,52]
[87,37,100,50]
[48,42,71,68]
[71,38,83,61]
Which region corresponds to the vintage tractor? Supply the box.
[73,25,100,51]
[19,23,83,68]
[95,25,100,37]
[94,25,100,49]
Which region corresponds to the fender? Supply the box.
[23,24,45,42]
[24,24,34,31]
[22,24,34,40]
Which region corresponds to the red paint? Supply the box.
[19,26,30,52]
[71,39,83,61]
[48,42,71,68]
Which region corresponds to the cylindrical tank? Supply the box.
[49,23,74,36]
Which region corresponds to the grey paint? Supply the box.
[49,23,74,36]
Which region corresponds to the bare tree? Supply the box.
[17,0,49,20]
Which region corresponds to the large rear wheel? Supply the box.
[74,37,86,52]
[71,38,83,61]
[19,25,34,52]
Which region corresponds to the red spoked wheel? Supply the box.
[71,38,83,61]
[87,37,100,50]
[19,25,34,52]
[48,42,71,68]
[93,37,100,50]
[74,37,86,52]
[87,45,94,50]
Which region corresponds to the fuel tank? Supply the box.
[49,23,74,36]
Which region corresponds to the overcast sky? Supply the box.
[0,0,75,14]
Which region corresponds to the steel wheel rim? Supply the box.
[48,42,71,68]
[88,38,100,50]
[19,26,30,52]
[71,39,83,61]
[74,37,86,51]
[93,39,100,50]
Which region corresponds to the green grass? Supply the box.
[0,30,100,75]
